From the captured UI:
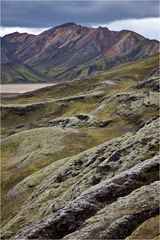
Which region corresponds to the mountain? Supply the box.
[1,54,159,238]
[1,32,35,63]
[1,61,50,83]
[1,22,159,83]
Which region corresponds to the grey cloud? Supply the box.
[1,1,159,28]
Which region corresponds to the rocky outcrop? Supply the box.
[15,155,159,239]
[48,114,113,128]
[135,77,159,91]
[64,181,159,240]
[1,117,158,239]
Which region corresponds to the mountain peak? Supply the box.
[97,26,109,31]
[54,22,77,29]
[62,22,77,26]
[3,31,35,42]
[40,22,82,36]
[3,31,35,43]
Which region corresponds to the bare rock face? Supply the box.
[135,67,160,92]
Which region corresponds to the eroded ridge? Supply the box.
[15,154,159,239]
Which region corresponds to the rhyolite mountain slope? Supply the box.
[1,54,159,239]
[1,22,159,83]
[1,32,35,63]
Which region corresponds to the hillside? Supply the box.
[1,54,159,239]
[1,61,51,83]
[1,22,159,83]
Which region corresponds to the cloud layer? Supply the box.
[1,1,159,27]
[1,1,159,40]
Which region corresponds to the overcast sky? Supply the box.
[1,0,160,40]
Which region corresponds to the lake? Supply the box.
[0,83,55,94]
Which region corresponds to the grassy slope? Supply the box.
[2,54,159,104]
[126,216,159,240]
[1,54,159,139]
[1,62,51,83]
[1,54,159,235]
[1,126,107,224]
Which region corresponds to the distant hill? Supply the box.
[1,61,50,83]
[1,22,159,83]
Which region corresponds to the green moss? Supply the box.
[143,143,160,161]
[126,216,159,240]
[95,100,118,119]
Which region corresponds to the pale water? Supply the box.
[0,84,55,94]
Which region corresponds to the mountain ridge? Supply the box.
[1,22,159,83]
